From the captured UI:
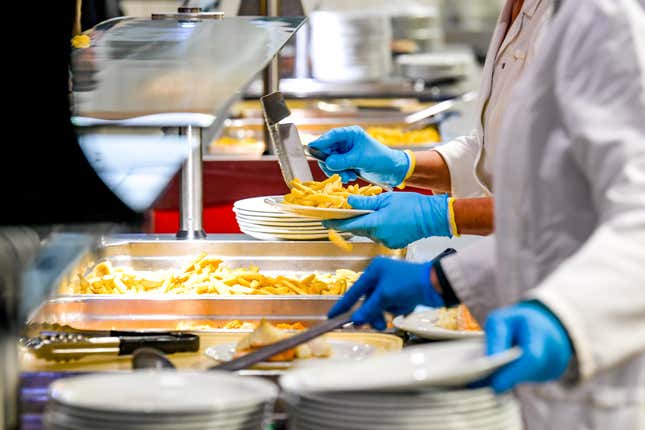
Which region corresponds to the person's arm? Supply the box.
[453,197,494,236]
[404,150,452,192]
[525,1,645,382]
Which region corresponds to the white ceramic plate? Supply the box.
[290,403,521,430]
[241,229,351,241]
[235,215,323,227]
[264,196,373,220]
[233,196,288,214]
[237,222,328,234]
[49,371,277,413]
[280,339,522,393]
[233,207,308,220]
[285,388,506,411]
[393,309,484,340]
[205,340,374,370]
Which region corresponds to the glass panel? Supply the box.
[71,16,306,126]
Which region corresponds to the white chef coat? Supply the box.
[441,0,645,428]
[433,0,551,197]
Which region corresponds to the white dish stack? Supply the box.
[310,11,392,82]
[281,340,524,430]
[233,196,350,241]
[43,371,278,430]
[285,388,522,430]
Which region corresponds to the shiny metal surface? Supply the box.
[71,16,306,127]
[27,236,404,331]
[177,126,206,239]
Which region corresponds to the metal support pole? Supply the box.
[177,126,206,239]
[262,0,280,153]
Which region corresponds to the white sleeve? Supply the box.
[432,132,488,198]
[527,1,645,382]
[439,235,499,323]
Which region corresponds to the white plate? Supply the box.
[241,229,351,241]
[235,215,323,227]
[233,207,308,220]
[393,309,484,340]
[49,371,277,413]
[237,222,328,234]
[264,196,373,220]
[280,339,522,393]
[233,196,287,214]
[290,404,521,430]
[205,340,374,370]
[286,389,508,412]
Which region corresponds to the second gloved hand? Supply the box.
[327,257,445,330]
[485,301,573,393]
[323,192,452,249]
[308,126,411,187]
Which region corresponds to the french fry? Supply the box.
[328,229,353,252]
[283,174,383,209]
[75,253,361,296]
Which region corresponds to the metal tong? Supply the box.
[21,323,199,362]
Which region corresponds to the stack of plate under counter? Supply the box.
[44,371,277,430]
[281,339,524,430]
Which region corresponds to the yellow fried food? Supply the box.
[436,304,482,332]
[328,229,353,252]
[72,253,359,296]
[71,34,91,48]
[366,126,440,147]
[284,174,382,209]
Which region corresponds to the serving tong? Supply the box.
[21,323,199,362]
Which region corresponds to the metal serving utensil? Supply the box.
[261,91,314,186]
[403,90,476,131]
[304,146,393,192]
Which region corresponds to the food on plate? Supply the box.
[175,320,307,331]
[73,252,360,296]
[284,174,382,209]
[234,320,331,362]
[328,229,353,252]
[435,304,482,332]
[71,34,91,48]
[365,126,441,147]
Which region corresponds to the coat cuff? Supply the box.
[432,139,488,198]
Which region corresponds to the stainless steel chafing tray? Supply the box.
[27,235,403,331]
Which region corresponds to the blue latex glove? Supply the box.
[308,126,411,187]
[323,192,452,249]
[327,257,444,330]
[485,301,573,393]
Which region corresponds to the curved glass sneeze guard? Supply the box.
[71,16,306,126]
[69,16,305,212]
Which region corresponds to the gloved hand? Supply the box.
[327,257,444,330]
[308,126,411,187]
[323,192,452,249]
[485,301,573,393]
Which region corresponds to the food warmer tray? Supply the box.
[27,235,404,331]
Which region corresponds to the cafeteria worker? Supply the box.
[327,0,645,429]
[309,0,552,248]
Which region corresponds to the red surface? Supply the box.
[151,158,431,234]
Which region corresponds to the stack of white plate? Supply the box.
[281,339,524,430]
[43,371,278,430]
[233,196,351,241]
[310,11,392,82]
[285,388,522,430]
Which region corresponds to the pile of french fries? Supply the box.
[284,174,382,209]
[73,252,360,296]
